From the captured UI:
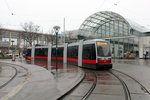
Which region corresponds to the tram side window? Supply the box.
[35,48,47,56]
[82,44,96,60]
[51,48,56,57]
[51,47,64,57]
[26,49,31,56]
[57,47,64,57]
[43,48,48,56]
[67,46,78,58]
[35,48,40,56]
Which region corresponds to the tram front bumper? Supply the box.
[96,63,112,69]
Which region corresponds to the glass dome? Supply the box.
[78,11,150,39]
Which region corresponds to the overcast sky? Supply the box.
[0,0,150,33]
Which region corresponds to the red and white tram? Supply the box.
[25,39,112,69]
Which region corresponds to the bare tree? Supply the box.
[0,24,3,41]
[21,21,40,46]
[46,34,55,45]
[65,32,74,41]
[0,24,2,28]
[46,29,56,45]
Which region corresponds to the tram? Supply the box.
[25,39,112,69]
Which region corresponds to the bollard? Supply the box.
[12,54,15,61]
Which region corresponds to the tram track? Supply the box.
[81,71,97,100]
[0,64,18,89]
[110,69,150,100]
[59,70,97,100]
[111,69,150,94]
[59,69,150,100]
[0,62,29,89]
[0,62,29,100]
[87,70,131,100]
[109,70,131,100]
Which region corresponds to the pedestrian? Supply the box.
[144,51,146,59]
[146,51,148,59]
[144,50,148,59]
[19,51,20,57]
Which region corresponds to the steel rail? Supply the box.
[57,70,85,100]
[0,65,17,89]
[0,62,29,89]
[109,70,131,100]
[81,72,97,100]
[58,71,97,100]
[112,69,150,94]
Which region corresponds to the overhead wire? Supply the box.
[99,0,108,10]
[2,0,26,29]
[4,0,14,15]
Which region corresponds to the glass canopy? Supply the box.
[78,11,150,58]
[78,11,150,39]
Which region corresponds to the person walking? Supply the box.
[146,51,148,59]
[144,50,148,59]
[144,50,146,59]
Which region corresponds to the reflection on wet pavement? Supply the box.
[62,70,127,100]
[23,58,150,100]
[25,59,76,70]
[113,59,150,66]
[61,70,96,100]
[111,70,150,100]
[24,58,85,100]
[87,71,126,100]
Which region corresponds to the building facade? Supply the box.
[0,28,54,55]
[1,11,150,58]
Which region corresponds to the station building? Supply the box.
[0,28,52,55]
[78,11,150,59]
[1,11,150,59]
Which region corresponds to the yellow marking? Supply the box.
[0,72,31,100]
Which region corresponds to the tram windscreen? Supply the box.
[97,42,111,57]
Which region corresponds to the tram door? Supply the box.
[82,44,96,68]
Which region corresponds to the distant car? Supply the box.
[5,53,19,57]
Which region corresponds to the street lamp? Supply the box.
[53,25,60,72]
[11,40,15,61]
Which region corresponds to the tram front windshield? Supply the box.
[97,42,111,57]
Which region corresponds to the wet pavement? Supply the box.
[0,62,29,100]
[0,58,84,100]
[113,59,150,93]
[61,70,96,100]
[0,58,150,100]
[0,64,17,88]
[88,71,126,100]
[111,70,150,100]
